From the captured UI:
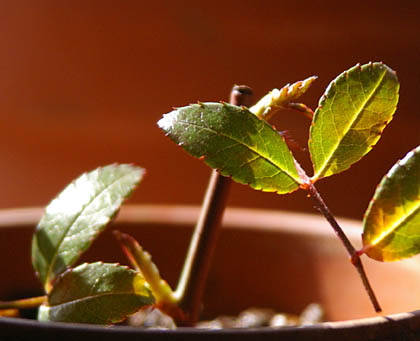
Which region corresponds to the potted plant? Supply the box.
[0,62,419,340]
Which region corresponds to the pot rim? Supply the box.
[1,309,420,338]
[0,204,363,238]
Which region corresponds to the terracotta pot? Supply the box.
[0,205,419,340]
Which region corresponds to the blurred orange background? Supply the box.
[0,0,418,220]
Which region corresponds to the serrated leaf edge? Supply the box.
[46,262,152,306]
[38,164,143,290]
[363,146,420,249]
[160,103,303,191]
[181,118,302,186]
[310,62,398,181]
[42,262,153,324]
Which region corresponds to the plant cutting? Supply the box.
[0,62,418,332]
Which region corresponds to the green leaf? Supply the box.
[32,164,144,292]
[362,146,420,262]
[158,102,302,194]
[38,262,154,324]
[309,62,399,181]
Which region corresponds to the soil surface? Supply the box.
[125,303,324,329]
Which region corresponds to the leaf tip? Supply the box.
[157,113,175,132]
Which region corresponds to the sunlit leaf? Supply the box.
[158,102,302,194]
[362,146,420,261]
[38,262,154,324]
[309,62,399,181]
[32,164,144,292]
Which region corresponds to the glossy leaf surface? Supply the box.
[158,102,302,194]
[38,262,154,324]
[362,146,420,261]
[309,62,399,181]
[32,164,144,291]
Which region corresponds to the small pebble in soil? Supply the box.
[197,304,323,329]
[126,307,176,329]
[299,303,324,325]
[126,303,324,329]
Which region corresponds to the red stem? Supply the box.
[295,161,382,313]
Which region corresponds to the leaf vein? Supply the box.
[371,203,420,246]
[177,119,301,185]
[315,68,388,179]
[45,171,135,285]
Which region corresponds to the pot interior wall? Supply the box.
[1,205,419,322]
